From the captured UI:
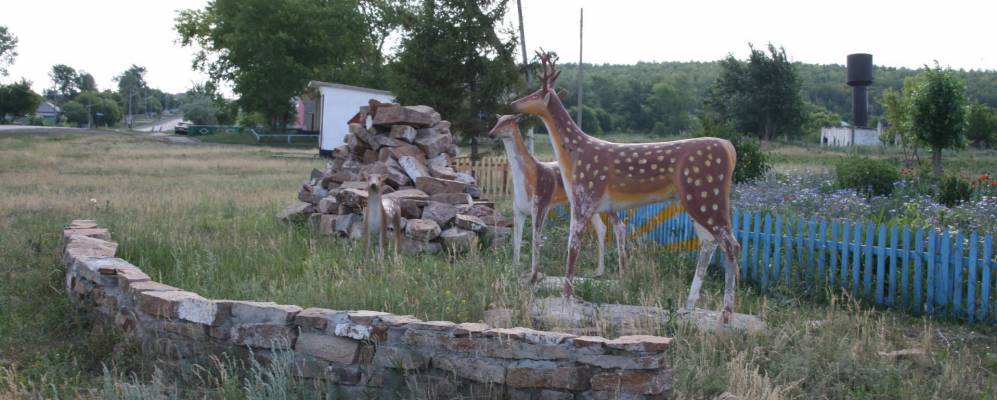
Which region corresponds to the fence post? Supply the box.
[864,223,875,300]
[841,221,850,289]
[953,232,964,318]
[774,215,783,285]
[889,225,899,306]
[982,235,992,322]
[927,230,937,314]
[807,219,817,283]
[939,232,951,310]
[830,221,839,288]
[741,212,750,281]
[876,224,887,305]
[852,223,862,294]
[902,227,911,307]
[914,229,924,313]
[762,214,772,289]
[818,219,827,282]
[967,232,978,322]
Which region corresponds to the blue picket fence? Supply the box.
[620,203,997,323]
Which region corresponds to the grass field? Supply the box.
[1,130,996,398]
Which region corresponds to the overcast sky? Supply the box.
[3,0,995,95]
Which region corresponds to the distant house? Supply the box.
[820,120,883,147]
[306,81,395,157]
[35,101,61,125]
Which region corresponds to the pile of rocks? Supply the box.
[63,220,675,399]
[279,103,511,254]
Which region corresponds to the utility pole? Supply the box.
[576,8,583,129]
[516,0,534,154]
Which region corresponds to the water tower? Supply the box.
[846,53,873,128]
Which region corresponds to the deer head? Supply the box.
[366,174,387,195]
[488,114,522,139]
[511,51,561,115]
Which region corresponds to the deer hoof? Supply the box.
[720,306,732,324]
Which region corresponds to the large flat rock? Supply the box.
[528,296,766,335]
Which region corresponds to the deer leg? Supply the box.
[513,210,525,267]
[608,213,627,274]
[393,211,401,259]
[363,207,371,256]
[378,214,387,260]
[718,228,742,324]
[685,234,718,311]
[531,204,548,282]
[564,211,591,297]
[589,215,607,277]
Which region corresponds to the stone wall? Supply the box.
[62,220,674,399]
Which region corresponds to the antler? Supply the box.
[535,50,560,92]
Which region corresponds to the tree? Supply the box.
[75,91,122,127]
[965,102,996,149]
[707,43,804,140]
[645,76,694,135]
[800,101,840,142]
[389,0,520,152]
[0,25,16,77]
[0,79,41,123]
[144,96,163,117]
[880,76,921,165]
[76,72,97,92]
[911,64,967,177]
[181,96,220,125]
[49,64,80,102]
[176,0,377,128]
[114,65,148,121]
[61,101,89,125]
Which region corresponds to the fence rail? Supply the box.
[619,204,996,324]
[453,156,553,198]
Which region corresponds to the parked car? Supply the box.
[174,121,190,134]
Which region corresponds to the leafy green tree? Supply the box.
[77,72,97,92]
[49,64,81,102]
[965,102,996,149]
[114,65,148,119]
[800,101,840,142]
[911,64,967,177]
[75,91,122,127]
[176,0,376,128]
[0,79,41,123]
[708,43,804,140]
[880,76,922,165]
[60,101,89,125]
[389,0,520,150]
[181,96,220,125]
[646,76,694,135]
[144,96,163,117]
[0,25,16,77]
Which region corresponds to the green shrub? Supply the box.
[936,175,972,207]
[835,155,899,197]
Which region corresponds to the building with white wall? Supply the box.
[820,121,883,147]
[307,81,395,156]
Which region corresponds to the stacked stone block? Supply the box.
[62,220,674,399]
[279,103,512,255]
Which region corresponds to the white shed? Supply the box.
[308,81,395,156]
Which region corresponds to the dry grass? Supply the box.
[1,131,995,399]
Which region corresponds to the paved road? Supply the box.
[136,117,184,133]
[0,125,87,133]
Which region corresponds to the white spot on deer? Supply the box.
[716,158,722,164]
[614,159,621,165]
[631,152,638,158]
[707,217,714,225]
[713,188,720,195]
[686,194,693,200]
[651,164,658,170]
[700,205,707,213]
[638,158,647,164]
[628,166,634,171]
[683,168,689,176]
[705,160,712,167]
[689,156,695,162]
[719,174,725,181]
[670,158,676,164]
[657,155,665,161]
[588,181,593,189]
[712,204,719,210]
[693,166,700,174]
[666,149,672,154]
[599,175,606,180]
[694,179,701,186]
[697,149,703,156]
[701,191,707,198]
[686,177,692,184]
[639,168,645,173]
[707,175,714,183]
[667,167,674,172]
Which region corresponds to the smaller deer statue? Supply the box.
[488,114,627,281]
[363,174,402,259]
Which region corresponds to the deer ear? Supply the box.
[556,88,568,99]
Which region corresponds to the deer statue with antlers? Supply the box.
[512,52,742,322]
[488,114,627,280]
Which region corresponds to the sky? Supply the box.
[3,0,995,95]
